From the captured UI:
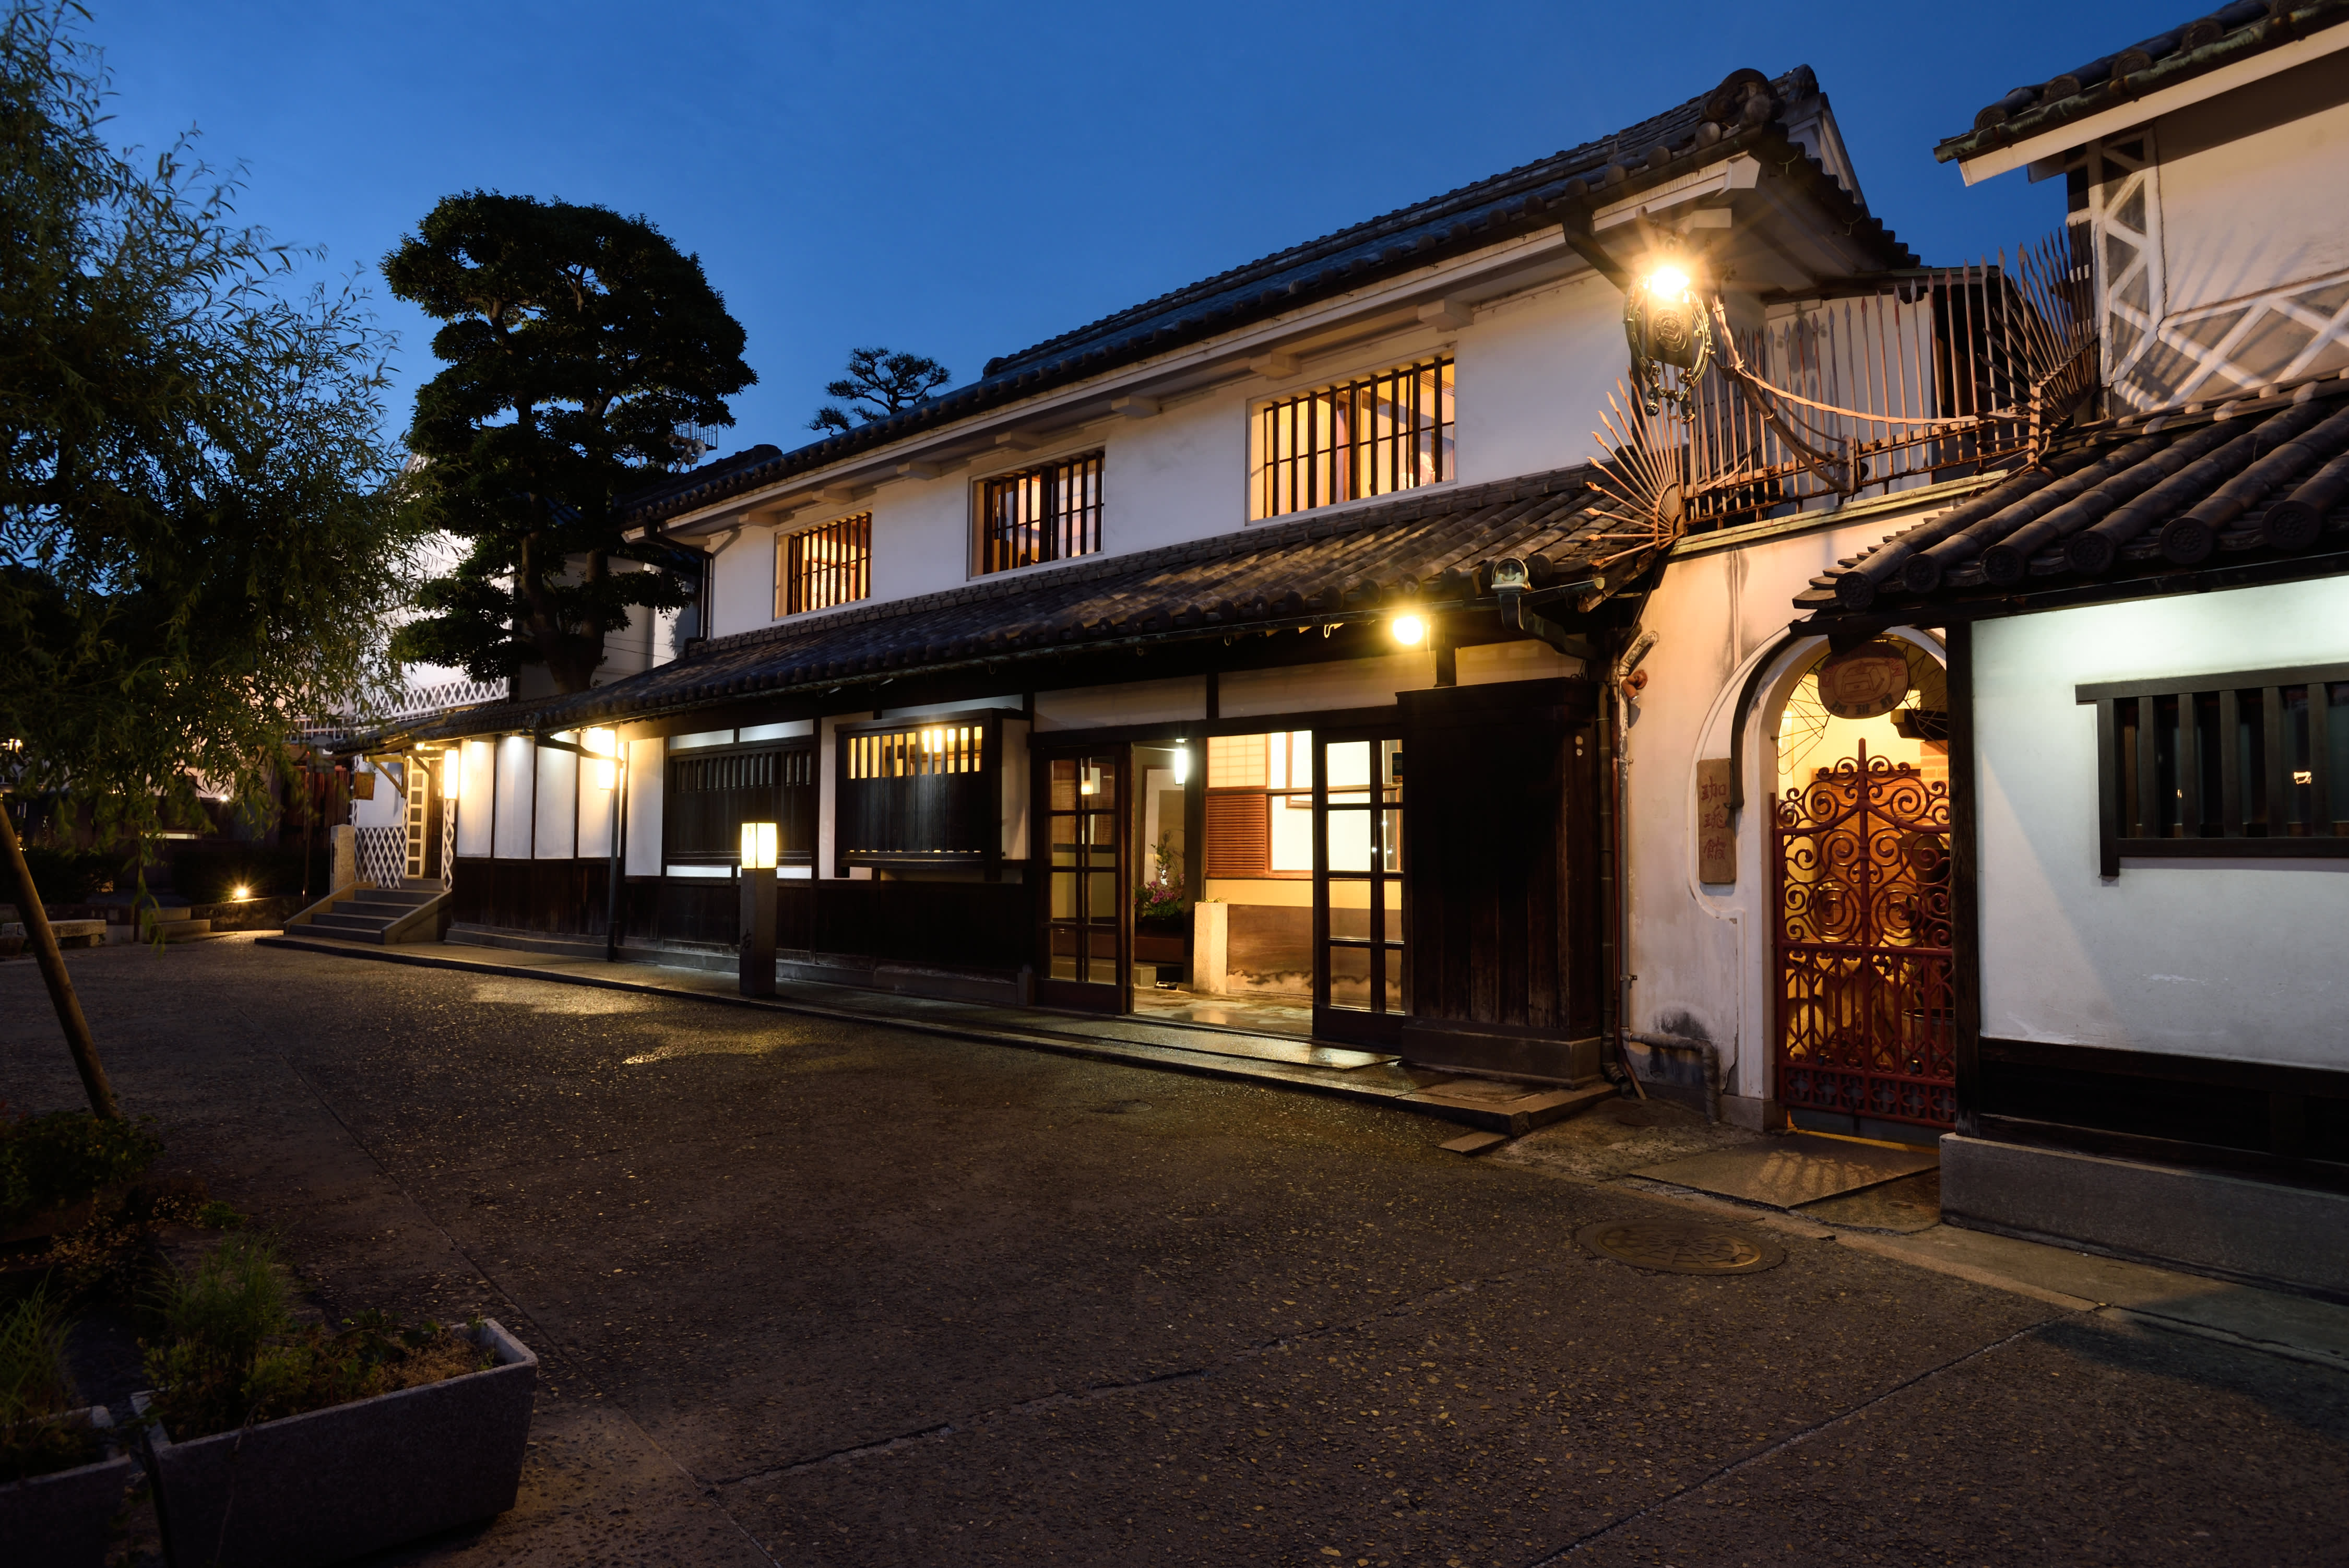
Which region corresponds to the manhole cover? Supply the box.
[1575,1219,1785,1275]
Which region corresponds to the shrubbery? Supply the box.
[143,1236,490,1440]
[0,1286,103,1481]
[0,1108,163,1229]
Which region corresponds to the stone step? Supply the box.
[350,889,439,909]
[1403,1079,1616,1136]
[148,918,212,942]
[48,918,107,948]
[312,910,400,934]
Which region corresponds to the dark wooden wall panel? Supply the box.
[1399,678,1600,1043]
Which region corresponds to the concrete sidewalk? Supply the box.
[258,929,1609,1136]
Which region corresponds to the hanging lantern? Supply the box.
[1624,259,1714,417]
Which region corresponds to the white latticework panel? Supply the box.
[441,803,455,890]
[355,825,406,889]
[2090,130,2349,410]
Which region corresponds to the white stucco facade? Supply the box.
[1973,578,2349,1067]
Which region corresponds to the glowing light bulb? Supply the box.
[1391,614,1427,647]
[231,884,251,900]
[1172,746,1190,786]
[1644,264,1691,298]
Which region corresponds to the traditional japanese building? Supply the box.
[361,62,1910,1087]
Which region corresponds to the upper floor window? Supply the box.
[979,452,1103,575]
[1253,357,1454,520]
[777,512,872,618]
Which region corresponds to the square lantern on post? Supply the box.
[738,821,779,997]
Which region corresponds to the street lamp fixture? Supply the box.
[1624,256,1713,416]
[738,819,778,997]
[1390,613,1427,647]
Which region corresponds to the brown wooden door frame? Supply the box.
[1312,725,1407,1046]
[1032,739,1131,1014]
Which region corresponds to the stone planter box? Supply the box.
[0,1407,136,1568]
[137,1318,536,1567]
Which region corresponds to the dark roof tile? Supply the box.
[1807,379,2349,613]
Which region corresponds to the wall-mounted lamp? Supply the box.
[1390,613,1427,647]
[1172,746,1191,786]
[583,727,620,791]
[738,820,779,871]
[440,747,462,799]
[1079,763,1103,797]
[1624,257,1713,417]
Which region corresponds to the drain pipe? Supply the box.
[1623,1031,1724,1123]
[1607,627,1661,1101]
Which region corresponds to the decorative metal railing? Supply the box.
[1591,231,2097,545]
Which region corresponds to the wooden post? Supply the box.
[0,801,121,1120]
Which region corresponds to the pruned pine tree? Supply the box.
[0,2,419,1116]
[809,347,950,433]
[385,193,755,693]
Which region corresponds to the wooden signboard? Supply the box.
[1696,757,1735,884]
[1816,639,1912,719]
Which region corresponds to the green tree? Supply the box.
[385,193,755,693]
[809,346,949,433]
[0,2,419,1116]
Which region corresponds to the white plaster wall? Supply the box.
[1451,270,1619,484]
[2155,55,2349,314]
[455,739,494,858]
[1975,578,2349,1067]
[705,526,779,640]
[577,748,618,861]
[624,739,663,877]
[1033,677,1206,731]
[1617,507,1959,1102]
[535,743,578,860]
[1221,654,1434,718]
[492,736,535,858]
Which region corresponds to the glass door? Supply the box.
[1314,733,1406,1044]
[1039,751,1126,1012]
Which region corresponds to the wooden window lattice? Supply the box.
[777,512,872,617]
[980,453,1103,574]
[846,724,984,781]
[2081,661,2349,875]
[1256,358,1454,520]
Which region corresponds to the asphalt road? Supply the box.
[3,937,2342,1567]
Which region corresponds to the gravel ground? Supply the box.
[3,936,2343,1567]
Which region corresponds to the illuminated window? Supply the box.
[978,452,1102,575]
[777,512,872,617]
[844,724,984,780]
[1204,731,1313,875]
[1253,358,1454,520]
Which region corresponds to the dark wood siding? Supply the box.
[665,743,815,867]
[1398,678,1602,1076]
[453,863,1028,974]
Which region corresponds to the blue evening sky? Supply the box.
[91,1,2148,453]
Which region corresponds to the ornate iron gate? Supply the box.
[1772,741,1956,1131]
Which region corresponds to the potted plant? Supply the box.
[136,1234,537,1568]
[0,1287,137,1567]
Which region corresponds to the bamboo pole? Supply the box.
[0,799,121,1120]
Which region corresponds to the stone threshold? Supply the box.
[256,932,1606,1136]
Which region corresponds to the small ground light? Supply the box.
[1391,613,1427,646]
[231,884,251,900]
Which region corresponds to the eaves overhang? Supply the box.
[1939,1,2349,182]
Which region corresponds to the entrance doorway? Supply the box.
[1313,731,1406,1044]
[1770,638,1956,1139]
[1039,749,1125,1013]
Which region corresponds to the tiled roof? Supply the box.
[1937,1,2349,163]
[623,64,1916,531]
[408,465,1629,740]
[1801,378,2349,614]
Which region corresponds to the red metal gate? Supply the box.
[1772,741,1956,1131]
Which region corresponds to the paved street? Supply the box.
[4,937,2344,1566]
